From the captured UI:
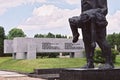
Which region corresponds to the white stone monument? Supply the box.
[4,37,84,59]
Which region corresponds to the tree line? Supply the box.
[34,32,67,38]
[5,28,67,39]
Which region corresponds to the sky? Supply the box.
[0,0,120,38]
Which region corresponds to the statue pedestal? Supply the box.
[60,68,120,80]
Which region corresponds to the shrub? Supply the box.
[48,53,59,58]
[37,53,59,58]
[94,48,119,63]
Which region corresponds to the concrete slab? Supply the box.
[0,71,26,78]
[0,71,46,80]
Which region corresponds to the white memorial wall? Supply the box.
[4,37,84,59]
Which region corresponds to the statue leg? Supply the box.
[96,28,114,69]
[83,41,95,68]
[81,27,95,68]
[69,18,79,43]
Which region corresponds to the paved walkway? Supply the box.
[0,71,45,80]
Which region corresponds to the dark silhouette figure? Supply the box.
[69,0,114,69]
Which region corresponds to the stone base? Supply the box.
[28,68,62,80]
[60,68,120,80]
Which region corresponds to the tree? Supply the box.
[55,34,67,38]
[34,34,45,38]
[61,35,67,38]
[56,34,62,38]
[0,26,5,56]
[7,28,26,39]
[46,32,55,38]
[107,33,120,52]
[116,33,120,52]
[107,33,116,48]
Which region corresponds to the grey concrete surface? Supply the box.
[0,71,45,80]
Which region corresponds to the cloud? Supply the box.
[0,0,46,15]
[65,0,80,5]
[19,4,80,31]
[107,10,120,34]
[19,4,120,36]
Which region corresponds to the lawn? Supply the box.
[0,57,86,73]
[0,56,120,73]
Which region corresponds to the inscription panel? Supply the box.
[36,38,84,52]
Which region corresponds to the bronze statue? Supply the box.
[69,0,114,69]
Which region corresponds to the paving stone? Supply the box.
[0,71,45,80]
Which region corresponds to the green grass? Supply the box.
[0,56,120,73]
[115,55,120,67]
[0,57,86,73]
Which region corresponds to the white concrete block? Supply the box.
[27,40,36,59]
[13,37,29,52]
[4,40,13,53]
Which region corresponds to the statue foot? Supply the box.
[72,33,79,43]
[98,63,114,69]
[81,63,94,69]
